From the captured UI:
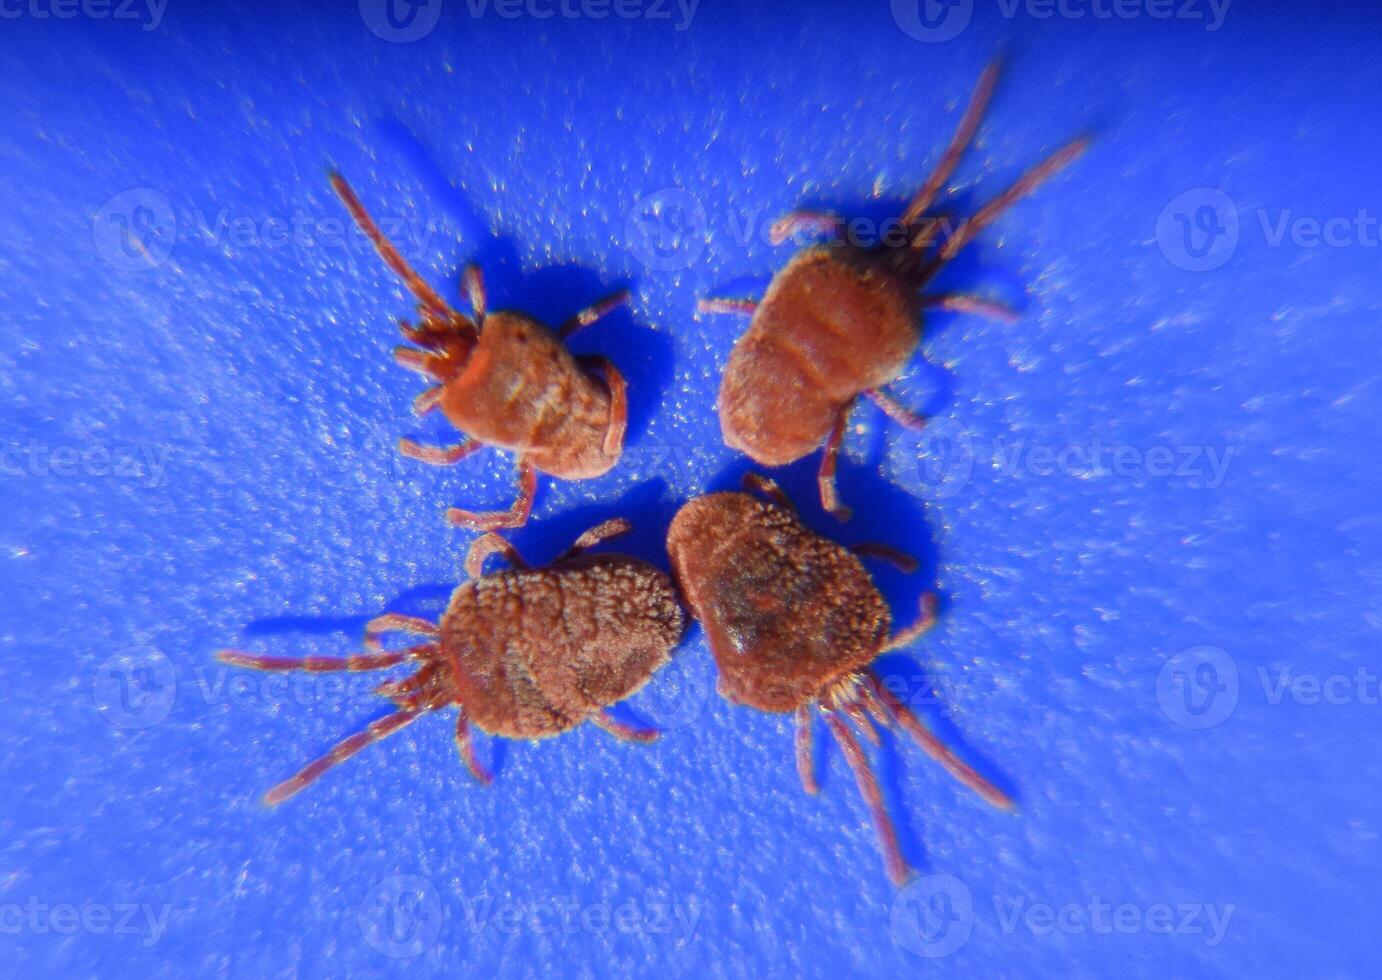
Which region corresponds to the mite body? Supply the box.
[219,519,685,805]
[702,63,1088,519]
[333,172,631,530]
[666,475,1011,885]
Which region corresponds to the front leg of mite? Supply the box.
[447,457,538,531]
[592,710,659,743]
[817,404,854,522]
[465,532,530,579]
[455,712,494,785]
[554,518,632,564]
[577,355,628,458]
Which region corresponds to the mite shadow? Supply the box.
[372,117,675,443]
[235,480,682,779]
[701,440,1016,871]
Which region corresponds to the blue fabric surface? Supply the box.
[3,2,1379,976]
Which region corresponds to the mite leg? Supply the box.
[593,710,659,743]
[375,662,434,701]
[364,614,440,653]
[561,289,631,339]
[850,542,919,574]
[855,677,897,733]
[577,356,628,457]
[795,703,819,795]
[262,707,426,807]
[769,210,845,245]
[818,406,853,522]
[697,298,758,317]
[455,713,494,785]
[828,681,882,747]
[412,387,444,416]
[864,388,928,431]
[555,517,632,563]
[823,708,912,886]
[740,472,796,513]
[398,437,484,466]
[402,313,471,350]
[217,649,412,672]
[917,137,1090,284]
[329,172,452,319]
[865,670,1014,811]
[902,60,1001,230]
[465,532,529,579]
[446,458,537,531]
[461,264,486,323]
[394,347,443,378]
[881,593,940,652]
[921,292,1018,324]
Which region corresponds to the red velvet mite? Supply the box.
[218,518,685,805]
[700,62,1088,519]
[666,475,1012,885]
[332,172,631,530]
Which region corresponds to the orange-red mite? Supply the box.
[666,475,1012,885]
[701,62,1088,519]
[332,172,631,530]
[218,519,685,806]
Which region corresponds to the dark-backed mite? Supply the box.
[332,172,631,530]
[700,62,1088,519]
[666,475,1011,885]
[218,518,684,805]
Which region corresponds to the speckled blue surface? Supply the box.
[4,2,1381,976]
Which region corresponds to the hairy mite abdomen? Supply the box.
[718,249,919,465]
[442,555,684,738]
[439,311,617,479]
[667,492,890,712]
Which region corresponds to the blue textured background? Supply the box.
[4,1,1380,976]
